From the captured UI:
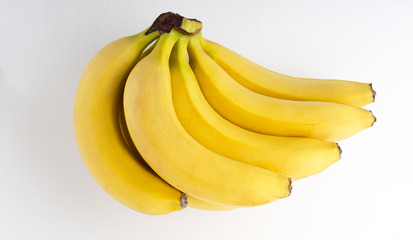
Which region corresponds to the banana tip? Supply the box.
[288,178,292,196]
[337,143,342,159]
[370,83,376,102]
[180,193,188,208]
[370,110,376,127]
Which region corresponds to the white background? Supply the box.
[1,0,412,239]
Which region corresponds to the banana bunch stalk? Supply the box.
[74,12,375,215]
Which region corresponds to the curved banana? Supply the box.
[170,38,341,180]
[121,13,231,212]
[188,36,375,142]
[200,37,375,107]
[123,30,291,207]
[73,29,187,215]
[119,97,234,211]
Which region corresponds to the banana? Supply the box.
[188,35,375,142]
[170,38,341,180]
[123,29,291,207]
[119,95,234,211]
[200,37,375,107]
[121,13,233,211]
[73,28,188,215]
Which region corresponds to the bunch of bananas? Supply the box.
[74,12,375,215]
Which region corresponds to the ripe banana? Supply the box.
[188,35,375,142]
[123,29,291,207]
[170,38,341,180]
[200,37,375,107]
[73,28,187,215]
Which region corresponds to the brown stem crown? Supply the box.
[146,12,202,36]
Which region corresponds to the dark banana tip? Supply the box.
[180,193,188,208]
[336,143,342,159]
[369,110,377,127]
[288,178,292,196]
[369,83,376,102]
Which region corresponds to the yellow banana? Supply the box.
[119,96,234,211]
[73,28,187,215]
[188,35,375,142]
[123,29,291,207]
[117,13,231,212]
[200,37,375,107]
[170,38,341,180]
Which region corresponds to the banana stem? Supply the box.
[146,12,202,36]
